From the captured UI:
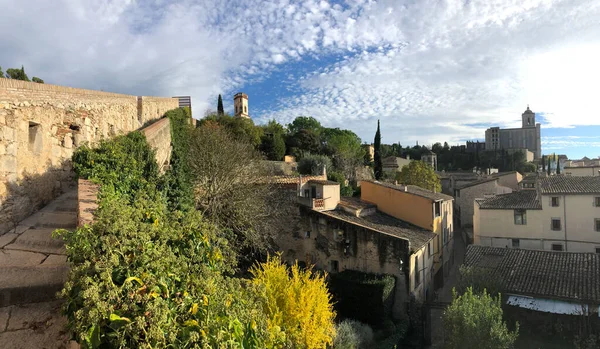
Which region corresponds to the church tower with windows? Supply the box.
[234,92,249,118]
[522,105,535,128]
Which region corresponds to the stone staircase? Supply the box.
[0,188,77,348]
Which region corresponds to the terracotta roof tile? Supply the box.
[464,245,600,303]
[539,176,600,194]
[363,180,453,201]
[319,209,436,251]
[477,190,541,210]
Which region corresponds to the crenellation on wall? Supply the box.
[0,78,180,235]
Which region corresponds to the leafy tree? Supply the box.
[188,124,276,253]
[333,320,374,349]
[32,76,44,83]
[443,287,519,349]
[443,142,450,152]
[432,142,443,154]
[297,153,331,176]
[261,132,286,161]
[457,265,504,297]
[0,66,4,78]
[6,65,30,81]
[321,128,365,181]
[197,112,263,148]
[547,156,552,175]
[287,129,321,158]
[251,256,336,349]
[374,120,383,180]
[396,160,442,192]
[217,94,224,115]
[287,116,322,136]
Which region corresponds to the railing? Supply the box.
[297,196,327,210]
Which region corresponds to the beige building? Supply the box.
[454,177,513,229]
[360,180,454,288]
[233,92,249,118]
[474,176,600,253]
[362,144,374,162]
[382,156,411,175]
[276,182,437,318]
[564,166,600,177]
[484,106,542,159]
[421,150,437,171]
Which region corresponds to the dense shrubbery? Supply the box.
[333,320,374,349]
[328,271,396,327]
[57,110,336,348]
[297,153,332,176]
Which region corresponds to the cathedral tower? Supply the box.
[234,92,249,118]
[522,105,535,128]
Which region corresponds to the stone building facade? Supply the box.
[0,78,179,234]
[484,106,541,159]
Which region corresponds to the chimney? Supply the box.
[322,164,327,179]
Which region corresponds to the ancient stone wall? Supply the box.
[141,118,172,173]
[0,78,178,234]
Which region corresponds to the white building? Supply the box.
[474,176,600,253]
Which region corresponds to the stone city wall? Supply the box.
[141,118,172,173]
[0,78,179,234]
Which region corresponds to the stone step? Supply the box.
[3,228,66,255]
[0,266,69,307]
[0,300,74,348]
[18,212,77,230]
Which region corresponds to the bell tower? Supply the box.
[522,105,535,128]
[234,93,249,118]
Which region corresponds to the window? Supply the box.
[595,197,600,207]
[333,229,344,242]
[596,247,600,254]
[244,106,247,113]
[428,241,431,257]
[595,219,600,232]
[28,121,42,154]
[551,244,563,251]
[514,210,527,225]
[414,255,420,286]
[512,239,520,249]
[551,218,561,231]
[434,202,441,218]
[454,190,460,197]
[551,197,559,207]
[330,260,339,273]
[304,231,311,239]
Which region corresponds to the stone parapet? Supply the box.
[141,117,172,173]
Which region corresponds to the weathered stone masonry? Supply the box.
[0,78,179,234]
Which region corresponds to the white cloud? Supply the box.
[1,0,600,148]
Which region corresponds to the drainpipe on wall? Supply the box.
[564,194,568,251]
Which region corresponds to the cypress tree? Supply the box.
[541,155,546,172]
[217,94,224,116]
[547,157,551,176]
[374,120,383,180]
[556,156,561,174]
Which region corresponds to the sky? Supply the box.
[1,0,600,159]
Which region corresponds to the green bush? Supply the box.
[163,108,194,212]
[72,131,158,199]
[329,271,396,327]
[297,153,332,175]
[334,320,374,349]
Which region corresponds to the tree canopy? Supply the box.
[396,160,442,192]
[443,287,519,349]
[6,65,30,81]
[217,94,224,115]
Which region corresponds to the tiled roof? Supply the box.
[477,190,541,210]
[539,176,600,195]
[320,209,436,251]
[363,180,453,201]
[464,245,600,303]
[564,165,600,169]
[269,175,326,185]
[489,171,520,178]
[457,178,497,190]
[338,197,376,210]
[307,179,339,185]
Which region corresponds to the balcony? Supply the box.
[297,196,327,210]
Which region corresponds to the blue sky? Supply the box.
[1,0,600,160]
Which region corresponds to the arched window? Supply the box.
[244,106,247,113]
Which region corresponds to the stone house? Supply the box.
[474,176,600,253]
[464,245,600,334]
[454,177,513,229]
[360,180,454,288]
[438,171,482,196]
[382,156,411,175]
[421,150,437,171]
[564,165,600,177]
